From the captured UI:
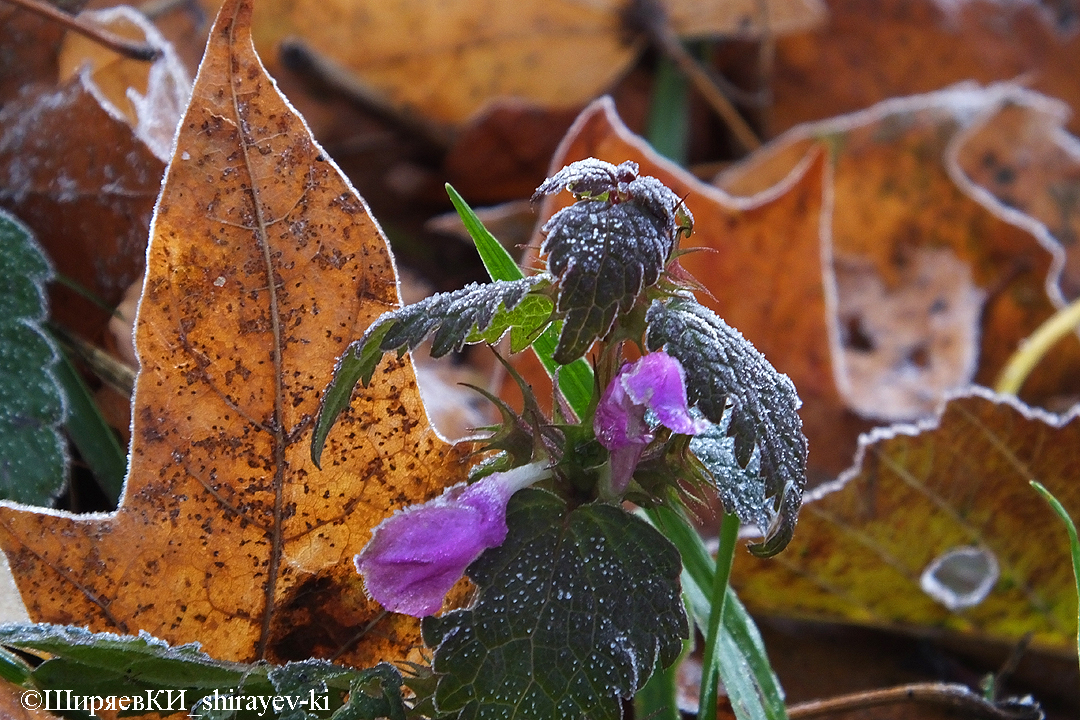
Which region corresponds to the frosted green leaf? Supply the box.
[422,489,688,720]
[0,210,67,505]
[690,412,769,533]
[646,297,806,557]
[0,624,405,720]
[311,277,547,465]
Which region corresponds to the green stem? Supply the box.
[699,512,740,720]
[995,294,1080,395]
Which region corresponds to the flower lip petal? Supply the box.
[616,351,711,437]
[355,461,550,617]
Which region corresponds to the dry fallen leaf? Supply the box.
[0,73,163,342]
[717,83,1080,419]
[529,88,1080,481]
[733,389,1080,653]
[0,1,68,104]
[0,0,471,668]
[57,5,191,161]
[953,99,1080,300]
[770,0,1080,137]
[0,5,189,342]
[201,0,825,125]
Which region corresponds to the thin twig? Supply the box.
[653,27,761,153]
[0,0,160,61]
[622,0,761,153]
[787,682,1044,720]
[754,0,775,132]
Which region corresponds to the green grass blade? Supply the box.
[446,184,593,418]
[53,349,126,503]
[699,513,739,720]
[446,184,523,284]
[1030,480,1080,671]
[645,506,787,720]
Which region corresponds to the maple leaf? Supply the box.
[0,0,470,668]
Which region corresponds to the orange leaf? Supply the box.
[204,0,826,125]
[770,0,1080,137]
[530,92,1080,478]
[0,0,470,667]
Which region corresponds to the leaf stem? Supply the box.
[0,0,160,61]
[698,512,739,720]
[995,294,1080,395]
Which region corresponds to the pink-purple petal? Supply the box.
[355,463,547,618]
[593,351,709,494]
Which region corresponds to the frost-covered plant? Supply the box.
[312,159,807,720]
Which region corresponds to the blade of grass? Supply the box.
[446,184,593,417]
[1030,480,1080,672]
[699,513,740,720]
[53,349,126,504]
[647,54,690,164]
[646,506,787,720]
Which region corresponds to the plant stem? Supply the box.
[0,0,160,61]
[995,293,1080,395]
[698,512,739,720]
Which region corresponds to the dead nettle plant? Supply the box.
[310,158,808,720]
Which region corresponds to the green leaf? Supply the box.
[310,322,392,467]
[465,292,554,352]
[423,489,688,720]
[689,413,768,532]
[0,624,252,689]
[329,664,407,720]
[311,278,544,466]
[377,279,547,359]
[645,298,806,557]
[0,625,405,720]
[0,210,68,505]
[533,160,691,365]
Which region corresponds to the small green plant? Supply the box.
[313,160,807,720]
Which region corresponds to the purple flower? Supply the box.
[355,462,549,617]
[593,351,710,495]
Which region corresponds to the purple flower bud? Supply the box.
[355,462,549,617]
[593,351,709,494]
